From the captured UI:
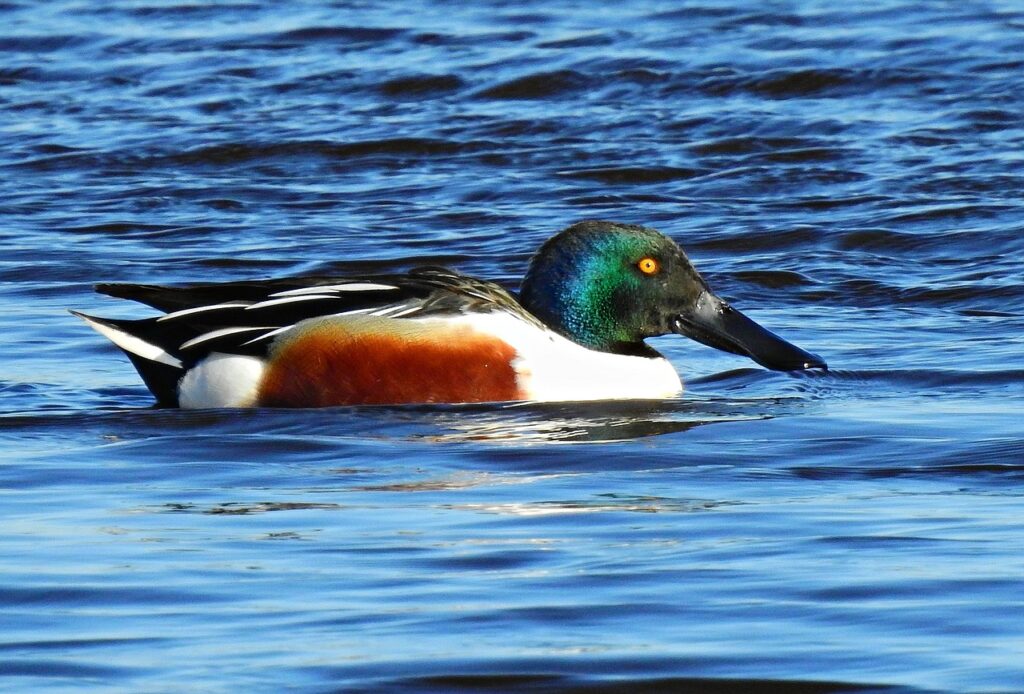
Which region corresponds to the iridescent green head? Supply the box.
[520,221,703,356]
[519,220,826,371]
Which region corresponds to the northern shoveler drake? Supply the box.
[73,220,826,408]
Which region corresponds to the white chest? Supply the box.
[447,313,683,402]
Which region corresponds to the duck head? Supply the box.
[519,220,826,370]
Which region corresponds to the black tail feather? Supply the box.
[71,310,186,406]
[122,352,182,407]
[95,283,215,312]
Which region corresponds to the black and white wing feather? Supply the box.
[84,267,540,366]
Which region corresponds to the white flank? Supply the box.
[178,352,265,408]
[179,326,273,351]
[76,313,183,368]
[429,313,683,401]
[157,302,250,322]
[271,282,397,297]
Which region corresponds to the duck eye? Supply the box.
[637,257,660,276]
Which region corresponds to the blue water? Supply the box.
[2,1,1023,692]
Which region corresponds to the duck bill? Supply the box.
[673,291,827,371]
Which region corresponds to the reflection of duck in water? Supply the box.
[73,220,826,408]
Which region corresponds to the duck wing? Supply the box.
[85,267,539,363]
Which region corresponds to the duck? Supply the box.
[72,220,826,408]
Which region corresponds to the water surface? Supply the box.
[2,1,1023,692]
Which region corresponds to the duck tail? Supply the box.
[70,310,184,406]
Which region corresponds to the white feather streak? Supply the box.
[271,282,397,297]
[240,325,294,346]
[77,314,182,368]
[245,295,337,311]
[180,326,273,350]
[369,303,419,317]
[157,302,250,322]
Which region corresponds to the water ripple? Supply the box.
[2,1,1023,691]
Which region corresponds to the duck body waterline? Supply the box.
[73,221,825,408]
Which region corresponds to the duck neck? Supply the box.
[519,271,653,357]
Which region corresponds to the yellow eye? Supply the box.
[637,257,660,275]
